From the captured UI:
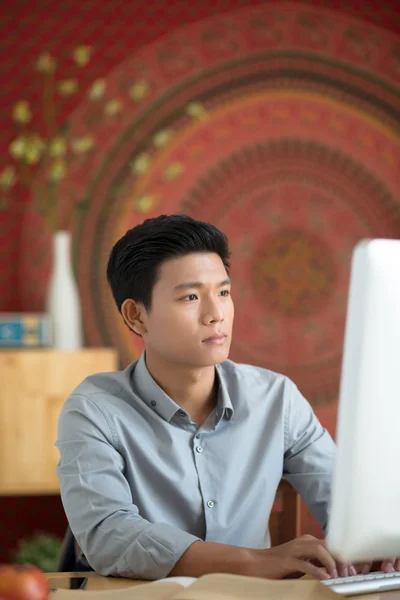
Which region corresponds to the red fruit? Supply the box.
[0,564,49,600]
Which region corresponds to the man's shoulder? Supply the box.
[64,361,138,412]
[217,360,297,416]
[72,368,127,397]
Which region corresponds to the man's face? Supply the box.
[142,252,234,368]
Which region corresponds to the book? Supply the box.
[0,313,51,347]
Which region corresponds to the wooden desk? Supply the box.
[45,572,400,598]
[46,571,145,590]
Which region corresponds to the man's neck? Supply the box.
[144,351,217,422]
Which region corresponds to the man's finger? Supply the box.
[381,559,395,573]
[337,564,357,577]
[338,565,348,577]
[362,562,372,574]
[349,564,358,576]
[394,559,400,572]
[310,544,339,578]
[354,562,372,574]
[294,558,331,581]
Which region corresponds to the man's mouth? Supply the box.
[202,334,228,345]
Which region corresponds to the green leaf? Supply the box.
[14,532,63,572]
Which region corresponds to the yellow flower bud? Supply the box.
[186,102,208,120]
[9,136,27,159]
[12,101,32,124]
[131,153,151,175]
[129,80,150,102]
[153,130,173,148]
[36,52,56,73]
[73,46,92,67]
[25,134,45,164]
[58,79,78,96]
[104,99,123,116]
[89,79,106,100]
[25,147,40,165]
[0,166,16,189]
[49,136,67,157]
[164,163,184,181]
[71,135,95,154]
[49,158,67,181]
[135,195,155,212]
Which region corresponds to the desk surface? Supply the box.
[45,571,400,598]
[46,571,145,590]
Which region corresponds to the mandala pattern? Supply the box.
[20,2,400,408]
[252,229,336,318]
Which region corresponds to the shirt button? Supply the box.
[196,446,203,453]
[178,411,186,418]
[195,434,200,439]
[151,400,156,407]
[207,500,215,508]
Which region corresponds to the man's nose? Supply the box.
[202,298,224,325]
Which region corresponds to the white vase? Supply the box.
[47,230,83,351]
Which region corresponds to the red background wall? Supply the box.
[1,0,400,562]
[2,0,400,314]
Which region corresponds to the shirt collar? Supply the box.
[215,365,234,423]
[132,353,235,424]
[132,353,182,422]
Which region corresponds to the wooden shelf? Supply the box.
[0,349,118,496]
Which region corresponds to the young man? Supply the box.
[56,214,396,581]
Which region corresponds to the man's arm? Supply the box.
[171,536,340,580]
[281,382,400,576]
[282,380,336,534]
[56,394,201,580]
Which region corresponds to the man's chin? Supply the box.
[199,343,231,366]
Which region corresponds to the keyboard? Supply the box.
[321,571,400,596]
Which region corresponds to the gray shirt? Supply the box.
[56,354,335,580]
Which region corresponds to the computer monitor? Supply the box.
[326,238,400,563]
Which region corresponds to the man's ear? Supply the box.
[121,299,147,336]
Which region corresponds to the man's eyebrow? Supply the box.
[173,278,232,292]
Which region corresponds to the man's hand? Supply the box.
[355,559,400,574]
[252,534,355,581]
[171,536,358,581]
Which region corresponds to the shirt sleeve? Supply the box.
[56,394,200,580]
[282,380,336,534]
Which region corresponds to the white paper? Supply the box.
[154,577,196,588]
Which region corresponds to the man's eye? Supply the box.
[220,289,230,297]
[186,294,198,301]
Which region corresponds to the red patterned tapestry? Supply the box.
[1,0,400,557]
[20,2,400,420]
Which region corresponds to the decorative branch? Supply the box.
[0,47,97,232]
[0,43,205,230]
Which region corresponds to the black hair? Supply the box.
[106,214,231,311]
